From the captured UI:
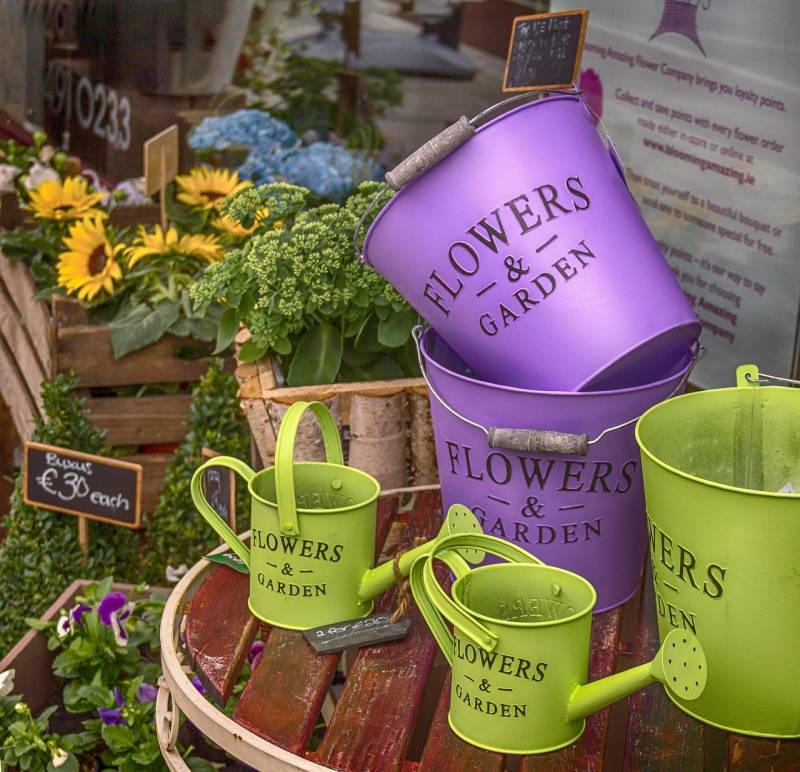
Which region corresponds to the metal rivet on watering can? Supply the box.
[551,584,561,596]
[635,365,800,737]
[362,93,701,392]
[331,478,343,491]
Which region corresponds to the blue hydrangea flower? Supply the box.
[189,110,298,151]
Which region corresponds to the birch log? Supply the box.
[408,390,437,484]
[348,393,407,489]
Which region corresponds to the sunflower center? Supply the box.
[53,204,74,212]
[88,246,107,275]
[203,190,226,202]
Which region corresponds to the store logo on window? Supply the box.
[649,0,710,57]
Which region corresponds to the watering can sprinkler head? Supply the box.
[566,628,707,721]
[357,504,485,603]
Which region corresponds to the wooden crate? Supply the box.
[0,253,220,513]
[236,353,438,490]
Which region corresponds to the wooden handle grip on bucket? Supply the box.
[488,428,589,456]
[385,117,475,190]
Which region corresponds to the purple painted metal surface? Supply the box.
[364,94,700,392]
[420,329,693,612]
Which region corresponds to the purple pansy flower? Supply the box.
[70,603,91,626]
[98,592,127,626]
[248,640,265,670]
[191,676,206,695]
[99,686,126,725]
[137,682,158,702]
[98,706,124,725]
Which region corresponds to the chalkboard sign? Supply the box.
[503,9,589,93]
[23,442,142,528]
[201,448,236,530]
[304,613,412,655]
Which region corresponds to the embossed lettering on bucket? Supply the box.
[410,530,706,754]
[636,364,800,737]
[419,328,698,612]
[190,401,485,630]
[361,93,700,391]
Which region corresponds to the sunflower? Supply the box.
[57,217,124,301]
[174,167,251,210]
[127,225,224,267]
[211,206,271,239]
[28,176,106,221]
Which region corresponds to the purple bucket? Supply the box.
[362,93,700,391]
[419,327,699,611]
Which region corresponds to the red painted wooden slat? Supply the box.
[314,491,444,771]
[234,627,340,752]
[418,673,505,772]
[622,575,704,772]
[184,564,258,706]
[727,735,800,770]
[231,497,399,752]
[521,607,625,772]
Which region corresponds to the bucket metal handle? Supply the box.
[355,88,612,265]
[413,325,705,457]
[739,364,800,388]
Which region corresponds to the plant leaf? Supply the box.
[238,338,268,362]
[287,324,342,386]
[109,301,180,359]
[213,307,240,354]
[352,355,404,381]
[378,307,417,348]
[354,314,383,352]
[101,723,135,751]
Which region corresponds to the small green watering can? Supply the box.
[191,401,484,630]
[411,531,707,754]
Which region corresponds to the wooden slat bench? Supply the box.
[162,493,800,771]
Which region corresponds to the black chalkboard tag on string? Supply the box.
[503,9,589,93]
[201,447,237,531]
[304,613,412,655]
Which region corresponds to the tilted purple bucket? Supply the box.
[418,327,701,611]
[361,92,700,391]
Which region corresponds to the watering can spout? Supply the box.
[566,629,707,722]
[357,504,485,603]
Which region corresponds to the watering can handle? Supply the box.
[190,457,256,569]
[275,401,345,537]
[411,533,543,663]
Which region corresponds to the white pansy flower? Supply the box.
[165,564,189,583]
[56,614,72,638]
[0,668,15,698]
[0,163,20,193]
[51,748,70,767]
[110,613,128,646]
[23,161,59,190]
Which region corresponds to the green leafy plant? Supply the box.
[1,701,82,772]
[6,577,219,769]
[191,181,420,386]
[0,374,140,655]
[141,360,252,584]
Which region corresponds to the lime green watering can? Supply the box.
[636,364,800,737]
[191,401,484,630]
[411,531,707,754]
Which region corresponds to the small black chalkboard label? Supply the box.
[201,448,236,530]
[503,9,588,93]
[23,442,142,528]
[304,613,412,655]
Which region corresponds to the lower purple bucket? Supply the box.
[420,328,697,612]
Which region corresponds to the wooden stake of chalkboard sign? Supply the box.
[201,448,236,531]
[502,9,589,93]
[23,442,143,532]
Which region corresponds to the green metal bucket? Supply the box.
[636,364,800,737]
[191,401,485,630]
[411,532,706,754]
